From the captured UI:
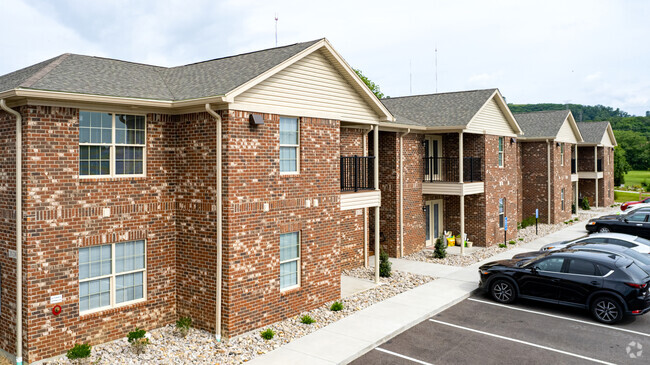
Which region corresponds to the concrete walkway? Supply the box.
[248,216,600,365]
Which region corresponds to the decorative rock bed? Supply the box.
[404,206,619,267]
[45,268,434,365]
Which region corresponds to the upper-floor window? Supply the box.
[79,111,146,177]
[279,117,299,173]
[498,137,504,167]
[79,240,146,314]
[560,143,565,166]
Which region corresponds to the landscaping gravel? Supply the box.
[405,206,619,267]
[45,268,434,365]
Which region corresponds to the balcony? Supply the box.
[423,157,482,183]
[578,158,604,179]
[422,157,484,196]
[340,156,380,210]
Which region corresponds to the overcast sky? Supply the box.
[2,0,649,115]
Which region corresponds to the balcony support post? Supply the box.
[374,125,380,283]
[594,146,599,208]
[363,127,373,268]
[459,132,465,256]
[575,144,579,212]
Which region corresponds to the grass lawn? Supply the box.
[624,170,650,187]
[614,190,646,203]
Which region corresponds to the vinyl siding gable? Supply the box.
[601,130,615,147]
[556,118,580,143]
[465,97,517,136]
[235,50,380,124]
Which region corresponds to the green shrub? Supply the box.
[330,301,344,311]
[498,243,507,248]
[518,216,536,229]
[518,238,524,241]
[508,240,515,245]
[127,328,149,354]
[580,197,590,210]
[175,317,192,337]
[260,328,275,340]
[434,236,447,259]
[300,315,315,324]
[66,343,91,361]
[379,249,392,278]
[643,179,650,192]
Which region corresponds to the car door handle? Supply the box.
[590,281,599,285]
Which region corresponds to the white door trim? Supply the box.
[425,199,444,246]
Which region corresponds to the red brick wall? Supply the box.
[375,132,399,256]
[19,106,177,362]
[340,128,367,270]
[220,111,341,337]
[550,142,574,223]
[402,134,426,255]
[600,147,615,206]
[520,142,550,222]
[484,135,519,245]
[0,110,18,357]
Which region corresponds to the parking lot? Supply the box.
[351,293,649,364]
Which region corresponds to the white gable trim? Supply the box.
[601,124,617,147]
[224,39,394,123]
[555,112,584,143]
[465,90,523,136]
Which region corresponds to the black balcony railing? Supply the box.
[571,159,576,174]
[579,158,603,172]
[423,157,482,183]
[341,156,375,192]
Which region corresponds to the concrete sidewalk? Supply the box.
[248,218,596,365]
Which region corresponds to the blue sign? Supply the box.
[504,217,508,231]
[535,209,539,219]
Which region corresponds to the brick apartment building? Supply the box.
[513,110,584,224]
[576,121,617,208]
[0,39,393,363]
[378,89,523,255]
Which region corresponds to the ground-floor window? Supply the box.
[79,240,146,314]
[561,188,565,210]
[498,198,505,228]
[280,232,300,290]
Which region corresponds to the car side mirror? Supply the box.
[530,266,539,274]
[623,218,629,223]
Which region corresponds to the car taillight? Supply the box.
[625,283,648,289]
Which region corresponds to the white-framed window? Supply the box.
[79,111,146,177]
[79,240,146,314]
[560,143,565,166]
[279,117,299,173]
[498,137,504,167]
[561,188,565,210]
[498,198,505,228]
[280,232,300,290]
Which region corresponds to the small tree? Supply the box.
[354,68,385,99]
[613,146,631,186]
[379,249,392,277]
[434,236,447,259]
[580,197,591,210]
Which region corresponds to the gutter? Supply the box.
[399,128,410,257]
[0,99,22,365]
[205,104,223,342]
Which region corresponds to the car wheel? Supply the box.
[591,296,623,324]
[598,226,610,233]
[490,279,516,304]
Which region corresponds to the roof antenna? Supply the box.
[275,13,279,47]
[409,59,412,95]
[435,45,438,93]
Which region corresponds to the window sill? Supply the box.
[78,175,147,182]
[80,299,147,319]
[280,286,301,295]
[280,172,300,177]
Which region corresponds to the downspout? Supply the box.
[363,126,373,268]
[205,104,223,342]
[373,125,380,284]
[547,140,552,224]
[399,129,410,257]
[0,99,22,365]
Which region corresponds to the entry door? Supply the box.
[424,136,442,182]
[425,199,443,246]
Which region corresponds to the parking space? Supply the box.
[350,293,649,364]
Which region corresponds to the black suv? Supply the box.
[586,208,650,238]
[479,250,650,324]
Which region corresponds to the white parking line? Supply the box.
[374,347,434,365]
[468,297,650,338]
[429,319,615,365]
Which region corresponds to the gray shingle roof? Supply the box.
[0,40,321,101]
[380,89,497,127]
[577,121,611,144]
[513,110,571,138]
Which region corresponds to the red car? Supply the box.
[621,197,650,211]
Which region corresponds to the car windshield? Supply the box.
[635,237,650,246]
[618,249,650,265]
[626,262,650,279]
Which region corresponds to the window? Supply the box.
[79,111,146,177]
[561,188,565,210]
[498,137,504,167]
[79,240,146,313]
[280,232,300,290]
[567,259,598,276]
[498,198,505,228]
[279,117,299,173]
[536,257,564,272]
[627,213,648,222]
[560,143,564,166]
